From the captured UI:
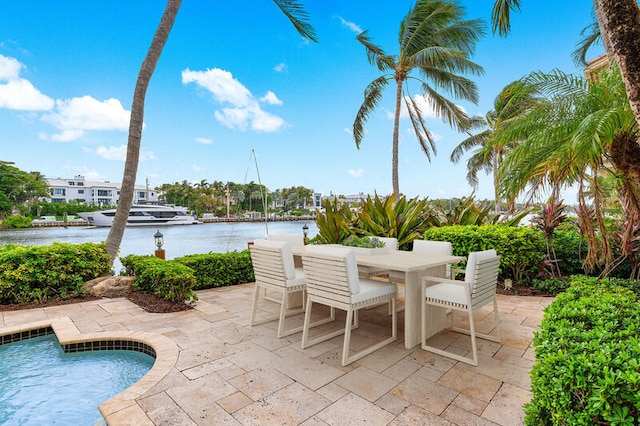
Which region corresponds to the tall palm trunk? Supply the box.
[595,0,640,143]
[105,0,182,264]
[392,76,404,198]
[492,149,500,214]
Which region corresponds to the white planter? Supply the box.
[344,246,387,256]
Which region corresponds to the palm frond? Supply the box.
[272,0,317,42]
[353,76,389,148]
[491,0,521,37]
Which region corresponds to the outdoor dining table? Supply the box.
[294,246,464,349]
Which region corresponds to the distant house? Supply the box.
[43,175,158,206]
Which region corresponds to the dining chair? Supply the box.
[420,249,501,366]
[388,240,454,284]
[250,239,334,338]
[301,245,397,366]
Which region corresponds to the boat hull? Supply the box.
[78,206,199,227]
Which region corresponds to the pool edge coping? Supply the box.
[0,317,179,426]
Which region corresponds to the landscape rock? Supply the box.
[85,276,135,298]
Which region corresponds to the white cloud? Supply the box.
[182,67,286,132]
[195,136,213,145]
[348,168,365,178]
[343,127,352,135]
[0,54,54,111]
[42,96,131,141]
[260,90,282,105]
[95,144,155,161]
[0,54,22,79]
[337,16,362,33]
[182,68,251,106]
[273,62,287,73]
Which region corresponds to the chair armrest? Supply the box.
[450,268,465,279]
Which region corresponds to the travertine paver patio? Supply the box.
[0,284,552,425]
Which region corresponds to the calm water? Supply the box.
[0,335,154,425]
[0,221,318,272]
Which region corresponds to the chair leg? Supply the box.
[493,298,502,341]
[249,283,262,326]
[342,298,397,366]
[468,308,478,366]
[301,300,341,349]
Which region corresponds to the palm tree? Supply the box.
[104,0,317,264]
[496,64,637,274]
[491,0,640,185]
[450,80,539,213]
[353,0,484,197]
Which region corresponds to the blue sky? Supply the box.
[0,1,602,202]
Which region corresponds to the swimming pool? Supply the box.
[0,334,154,425]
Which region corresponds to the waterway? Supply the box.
[0,221,318,272]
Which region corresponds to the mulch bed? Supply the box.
[495,282,552,297]
[0,292,192,313]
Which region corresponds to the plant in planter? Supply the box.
[343,235,386,248]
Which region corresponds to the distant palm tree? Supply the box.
[105,0,317,264]
[450,80,539,213]
[353,0,484,197]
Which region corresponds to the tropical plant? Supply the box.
[314,197,356,244]
[105,0,317,264]
[353,0,484,197]
[354,193,430,250]
[531,198,567,277]
[496,63,637,276]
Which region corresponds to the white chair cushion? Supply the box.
[425,282,467,305]
[253,238,296,280]
[353,279,396,304]
[304,245,360,294]
[413,240,452,256]
[465,249,497,284]
[285,268,306,287]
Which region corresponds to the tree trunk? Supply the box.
[392,78,403,197]
[595,0,640,142]
[105,0,182,264]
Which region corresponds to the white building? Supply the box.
[44,175,158,206]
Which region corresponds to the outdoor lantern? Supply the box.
[302,224,309,238]
[154,229,164,250]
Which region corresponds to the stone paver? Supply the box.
[0,286,547,425]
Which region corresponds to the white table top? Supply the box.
[294,246,464,272]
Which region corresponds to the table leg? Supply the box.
[403,266,447,349]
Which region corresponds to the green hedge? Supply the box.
[120,255,197,304]
[526,276,640,425]
[175,250,254,290]
[0,242,111,304]
[1,215,32,228]
[423,225,545,282]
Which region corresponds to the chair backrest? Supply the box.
[251,239,296,283]
[412,240,452,256]
[302,245,360,301]
[466,250,500,306]
[267,233,305,249]
[377,237,399,253]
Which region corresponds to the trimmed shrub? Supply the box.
[424,225,545,282]
[2,214,32,228]
[551,230,586,275]
[525,276,640,425]
[0,242,111,304]
[174,251,254,290]
[120,255,197,304]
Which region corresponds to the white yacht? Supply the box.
[78,205,199,227]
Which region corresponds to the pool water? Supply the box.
[0,335,154,425]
